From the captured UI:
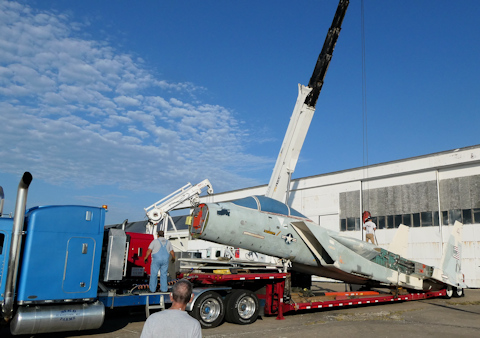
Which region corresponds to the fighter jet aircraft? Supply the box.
[189,196,465,294]
[188,0,466,296]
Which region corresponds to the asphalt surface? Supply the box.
[2,283,479,338]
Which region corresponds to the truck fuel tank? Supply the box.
[10,301,105,335]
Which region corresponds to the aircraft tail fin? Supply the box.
[433,221,465,288]
[388,224,409,257]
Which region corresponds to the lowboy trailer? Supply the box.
[180,271,449,328]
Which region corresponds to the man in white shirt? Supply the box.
[140,279,202,338]
[363,216,377,244]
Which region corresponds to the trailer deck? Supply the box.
[180,270,449,323]
[287,288,447,312]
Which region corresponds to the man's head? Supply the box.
[157,230,165,237]
[171,279,194,305]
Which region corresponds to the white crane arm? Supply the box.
[265,84,315,203]
[144,179,213,223]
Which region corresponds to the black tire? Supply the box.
[453,287,464,298]
[225,289,259,325]
[444,285,453,299]
[190,291,224,328]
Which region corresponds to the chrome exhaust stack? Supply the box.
[0,186,4,216]
[2,172,32,321]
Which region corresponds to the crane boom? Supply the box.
[306,0,350,108]
[144,179,213,235]
[265,0,349,203]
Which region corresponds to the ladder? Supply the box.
[145,293,167,317]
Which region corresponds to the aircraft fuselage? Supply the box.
[189,195,443,289]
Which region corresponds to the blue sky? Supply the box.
[1,0,479,224]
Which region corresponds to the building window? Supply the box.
[433,211,440,226]
[377,216,385,229]
[449,209,462,225]
[402,214,412,226]
[347,218,356,231]
[442,211,448,225]
[421,212,433,227]
[474,208,480,223]
[386,215,394,229]
[462,209,473,224]
[339,218,361,231]
[346,217,361,231]
[412,213,420,227]
[393,215,401,228]
[339,207,480,232]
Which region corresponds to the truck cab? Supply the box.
[0,178,106,335]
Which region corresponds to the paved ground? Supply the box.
[2,283,479,338]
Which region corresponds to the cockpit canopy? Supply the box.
[232,195,307,219]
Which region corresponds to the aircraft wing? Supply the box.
[290,221,336,265]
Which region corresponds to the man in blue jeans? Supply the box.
[144,231,176,292]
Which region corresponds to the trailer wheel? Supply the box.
[225,290,259,325]
[445,285,453,299]
[190,291,224,328]
[453,287,464,298]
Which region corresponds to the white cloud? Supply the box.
[169,98,183,106]
[0,1,271,195]
[114,95,141,107]
[128,127,149,139]
[104,115,132,127]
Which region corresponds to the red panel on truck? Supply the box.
[126,232,154,276]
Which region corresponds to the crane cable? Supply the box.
[361,0,369,211]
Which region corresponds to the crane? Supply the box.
[144,179,213,236]
[265,0,349,204]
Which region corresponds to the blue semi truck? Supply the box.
[0,172,169,335]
